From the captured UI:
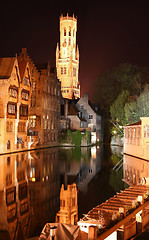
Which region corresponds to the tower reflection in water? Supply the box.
[0,146,102,239]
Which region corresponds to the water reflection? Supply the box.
[0,145,126,239]
[0,149,60,239]
[123,154,149,186]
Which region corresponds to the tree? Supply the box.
[92,70,120,116]
[113,63,143,96]
[125,91,149,124]
[110,90,130,125]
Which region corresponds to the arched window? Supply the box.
[69,27,71,36]
[64,28,66,36]
[7,140,10,150]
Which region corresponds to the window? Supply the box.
[69,38,71,46]
[61,67,67,75]
[8,103,16,115]
[22,91,29,101]
[89,115,93,119]
[6,173,12,186]
[10,88,17,98]
[80,105,84,110]
[32,82,36,89]
[43,95,46,108]
[64,28,66,36]
[69,27,71,36]
[73,68,76,76]
[43,118,47,129]
[7,121,13,132]
[20,105,28,117]
[7,140,10,149]
[73,28,75,37]
[24,77,29,86]
[18,122,26,132]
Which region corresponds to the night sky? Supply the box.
[1,1,149,98]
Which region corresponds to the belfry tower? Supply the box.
[56,14,80,99]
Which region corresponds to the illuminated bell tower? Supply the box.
[56,13,80,99]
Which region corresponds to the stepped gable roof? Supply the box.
[0,57,16,79]
[18,59,27,80]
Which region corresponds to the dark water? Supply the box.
[0,144,127,239]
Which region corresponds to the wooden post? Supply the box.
[88,226,97,240]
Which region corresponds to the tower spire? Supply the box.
[56,14,80,99]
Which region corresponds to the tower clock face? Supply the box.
[62,42,67,47]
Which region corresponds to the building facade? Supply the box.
[19,49,61,147]
[124,117,149,160]
[56,183,78,225]
[76,94,102,143]
[56,14,80,99]
[0,56,32,154]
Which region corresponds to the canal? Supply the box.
[0,144,127,239]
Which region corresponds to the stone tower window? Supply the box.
[69,38,71,46]
[64,28,66,36]
[7,140,10,150]
[73,29,75,37]
[69,27,71,36]
[61,67,67,74]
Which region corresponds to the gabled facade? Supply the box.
[18,58,32,149]
[0,56,31,153]
[75,94,102,142]
[60,98,87,131]
[19,48,61,146]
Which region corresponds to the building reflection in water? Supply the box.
[0,148,60,239]
[0,146,102,239]
[56,183,78,225]
[59,146,101,193]
[123,154,149,186]
[0,152,30,240]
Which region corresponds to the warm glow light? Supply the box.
[91,132,96,144]
[31,177,36,182]
[91,146,96,158]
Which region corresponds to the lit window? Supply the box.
[10,88,17,98]
[20,105,28,117]
[18,122,26,132]
[22,91,29,101]
[8,103,16,114]
[6,121,13,132]
[29,116,36,128]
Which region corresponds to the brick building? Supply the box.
[0,56,32,153]
[19,48,61,147]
